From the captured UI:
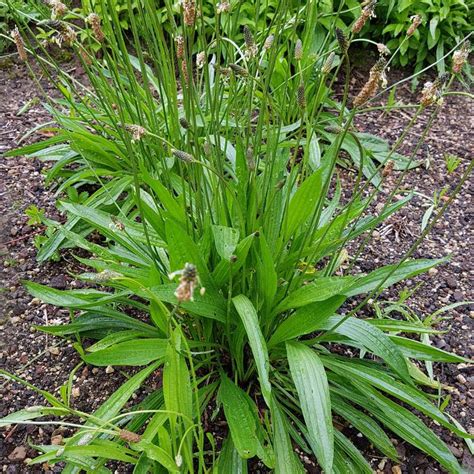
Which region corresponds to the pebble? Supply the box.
[48,346,60,356]
[105,365,114,374]
[449,445,463,458]
[445,276,457,289]
[428,267,438,275]
[8,446,27,461]
[51,435,63,445]
[71,387,80,398]
[453,290,464,301]
[456,374,467,384]
[392,466,402,474]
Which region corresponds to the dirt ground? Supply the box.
[0,59,472,473]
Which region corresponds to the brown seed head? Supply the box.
[86,13,104,43]
[119,430,141,444]
[10,27,27,61]
[294,39,303,61]
[264,34,274,50]
[125,124,147,142]
[183,0,197,27]
[48,0,67,19]
[180,59,189,84]
[407,15,422,36]
[172,149,194,163]
[216,1,231,14]
[175,35,185,59]
[452,41,470,74]
[297,82,306,109]
[196,51,206,69]
[243,25,257,58]
[322,52,335,74]
[420,75,447,107]
[352,0,377,34]
[335,28,349,54]
[382,159,394,177]
[377,43,390,56]
[229,63,248,77]
[171,263,198,302]
[59,25,77,46]
[353,57,387,107]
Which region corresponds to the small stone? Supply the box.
[456,374,467,384]
[48,346,60,356]
[453,290,464,302]
[378,459,387,470]
[8,446,27,461]
[51,435,63,445]
[445,277,457,289]
[105,365,114,374]
[392,466,402,474]
[92,367,99,374]
[30,297,41,305]
[428,267,438,276]
[50,275,67,290]
[71,387,80,398]
[10,226,19,237]
[449,445,463,458]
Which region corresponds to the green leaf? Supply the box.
[24,281,130,309]
[331,395,398,460]
[82,339,168,366]
[286,342,333,472]
[271,399,306,474]
[390,336,468,362]
[66,362,161,453]
[345,258,447,297]
[136,441,179,472]
[284,168,323,241]
[149,284,227,322]
[334,430,372,474]
[216,436,248,473]
[353,383,462,473]
[232,295,272,403]
[165,220,214,290]
[219,374,259,459]
[256,232,278,310]
[86,331,148,352]
[60,445,137,464]
[274,276,355,314]
[0,407,70,427]
[318,316,411,384]
[212,225,240,261]
[325,357,468,438]
[269,295,346,347]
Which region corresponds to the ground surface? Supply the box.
[0,59,472,473]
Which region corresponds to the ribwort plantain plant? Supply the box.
[1,1,473,472]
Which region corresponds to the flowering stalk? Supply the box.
[353,57,387,107]
[352,0,377,34]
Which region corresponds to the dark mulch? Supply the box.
[0,57,472,473]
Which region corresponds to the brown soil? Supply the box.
[0,58,472,473]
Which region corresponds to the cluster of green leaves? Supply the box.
[2,0,473,473]
[370,0,473,72]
